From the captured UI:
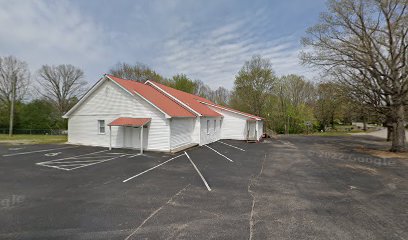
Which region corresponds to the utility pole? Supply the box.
[9,73,16,137]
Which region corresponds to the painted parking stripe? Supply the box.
[46,163,89,168]
[62,156,124,170]
[204,145,233,162]
[123,154,185,182]
[36,150,118,171]
[44,159,104,164]
[217,141,246,151]
[36,150,108,163]
[184,152,211,191]
[36,164,71,171]
[3,146,79,157]
[38,155,122,171]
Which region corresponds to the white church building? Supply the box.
[63,74,264,152]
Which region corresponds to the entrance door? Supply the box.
[123,127,140,149]
[247,121,257,141]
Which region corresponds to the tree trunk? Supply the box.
[8,74,16,137]
[387,126,393,142]
[384,116,393,142]
[390,105,407,152]
[362,116,367,131]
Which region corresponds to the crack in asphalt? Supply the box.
[248,153,267,240]
[124,184,191,240]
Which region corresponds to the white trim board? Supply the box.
[145,80,202,117]
[63,77,106,118]
[197,100,262,121]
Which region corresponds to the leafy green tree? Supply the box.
[314,82,342,131]
[232,55,276,116]
[265,75,316,134]
[19,99,61,129]
[170,74,197,94]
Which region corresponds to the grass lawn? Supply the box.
[307,125,378,137]
[0,134,67,144]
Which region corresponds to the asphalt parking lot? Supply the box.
[0,140,266,239]
[1,136,407,240]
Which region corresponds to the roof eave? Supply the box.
[63,76,107,118]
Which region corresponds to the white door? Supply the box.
[123,127,140,149]
[247,121,257,140]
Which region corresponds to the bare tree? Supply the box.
[0,56,30,136]
[37,64,86,117]
[213,87,230,106]
[109,62,165,83]
[281,75,316,106]
[301,0,408,152]
[194,79,213,99]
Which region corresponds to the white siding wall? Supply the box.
[68,80,170,151]
[200,117,222,145]
[191,117,200,144]
[208,107,248,140]
[170,118,194,149]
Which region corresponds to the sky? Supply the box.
[0,0,326,89]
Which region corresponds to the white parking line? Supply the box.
[3,146,79,157]
[123,154,185,182]
[37,150,108,162]
[217,141,246,151]
[184,152,211,191]
[36,164,70,171]
[64,156,123,171]
[204,145,234,162]
[45,159,104,164]
[47,163,89,168]
[127,154,142,158]
[36,150,118,171]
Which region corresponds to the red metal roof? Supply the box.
[106,74,262,120]
[106,75,196,117]
[200,102,264,120]
[108,117,151,126]
[147,81,222,117]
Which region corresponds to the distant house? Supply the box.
[63,74,263,152]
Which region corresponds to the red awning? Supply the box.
[108,117,151,127]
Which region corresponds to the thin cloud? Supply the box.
[156,15,311,88]
[0,0,110,80]
[0,0,323,88]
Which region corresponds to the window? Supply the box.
[214,120,216,132]
[206,120,210,134]
[98,120,105,134]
